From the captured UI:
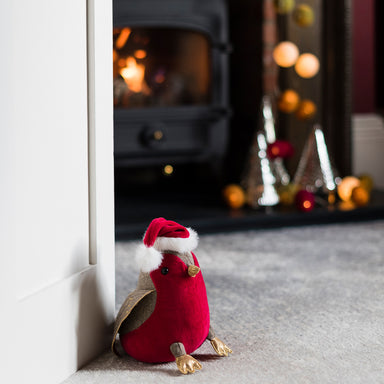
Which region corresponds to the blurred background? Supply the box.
[113,0,384,237]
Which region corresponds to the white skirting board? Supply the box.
[352,114,384,189]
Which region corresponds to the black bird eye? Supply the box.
[161,267,169,275]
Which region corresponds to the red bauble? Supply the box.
[295,189,315,212]
[267,140,294,159]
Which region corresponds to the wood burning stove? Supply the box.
[113,0,230,170]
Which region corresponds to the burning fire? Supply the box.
[119,56,150,94]
[113,27,152,97]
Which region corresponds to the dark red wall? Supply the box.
[352,0,376,113]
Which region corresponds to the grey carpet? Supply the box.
[64,220,384,383]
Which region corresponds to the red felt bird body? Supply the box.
[120,252,209,363]
[112,218,232,374]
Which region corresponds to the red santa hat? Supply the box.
[135,217,199,273]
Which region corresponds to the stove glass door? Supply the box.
[113,27,212,109]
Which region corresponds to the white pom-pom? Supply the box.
[135,244,163,273]
[186,227,199,250]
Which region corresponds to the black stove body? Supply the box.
[113,0,230,171]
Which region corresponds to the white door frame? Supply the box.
[0,0,115,382]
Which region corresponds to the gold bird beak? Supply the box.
[187,265,200,277]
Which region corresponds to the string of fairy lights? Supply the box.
[221,0,375,212]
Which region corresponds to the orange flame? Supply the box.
[134,49,147,59]
[115,28,131,49]
[119,56,150,94]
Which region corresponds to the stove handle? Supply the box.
[141,124,166,148]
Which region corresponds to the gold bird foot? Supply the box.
[175,354,202,374]
[210,337,232,357]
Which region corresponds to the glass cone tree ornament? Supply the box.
[261,95,291,187]
[293,124,338,195]
[241,130,280,208]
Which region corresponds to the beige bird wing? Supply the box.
[111,289,156,356]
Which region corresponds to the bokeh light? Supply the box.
[295,53,320,78]
[273,41,299,68]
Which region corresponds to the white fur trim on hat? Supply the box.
[154,228,198,254]
[135,228,199,272]
[135,244,163,273]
